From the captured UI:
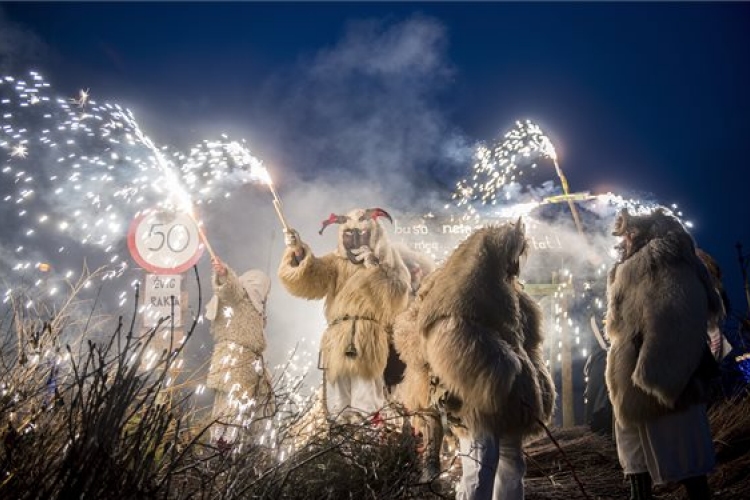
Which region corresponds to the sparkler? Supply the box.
[196,221,217,261]
[268,182,291,232]
[180,136,291,231]
[452,120,584,233]
[121,97,219,262]
[545,143,585,236]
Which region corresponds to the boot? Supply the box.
[679,475,712,500]
[628,472,652,500]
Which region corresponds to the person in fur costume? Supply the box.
[383,242,436,396]
[205,257,274,444]
[279,208,411,422]
[402,220,555,500]
[389,243,442,480]
[605,209,724,500]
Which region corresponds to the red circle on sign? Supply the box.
[127,210,205,274]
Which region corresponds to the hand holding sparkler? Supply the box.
[283,229,300,248]
[284,228,305,262]
[211,257,227,277]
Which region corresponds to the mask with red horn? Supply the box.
[360,207,393,224]
[319,213,349,235]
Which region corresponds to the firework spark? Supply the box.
[450,120,560,217]
[0,72,271,309]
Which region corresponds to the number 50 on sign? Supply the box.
[127,209,205,274]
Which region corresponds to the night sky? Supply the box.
[3,2,750,321]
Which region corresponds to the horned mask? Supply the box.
[318,207,393,265]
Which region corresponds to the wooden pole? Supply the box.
[552,159,584,236]
[560,283,575,428]
[524,276,575,427]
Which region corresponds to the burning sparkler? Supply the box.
[452,119,584,233]
[179,136,291,231]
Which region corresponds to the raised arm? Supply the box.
[212,258,247,304]
[278,229,337,300]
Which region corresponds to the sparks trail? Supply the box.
[0,72,273,310]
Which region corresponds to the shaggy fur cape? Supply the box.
[390,243,436,410]
[208,267,268,353]
[392,301,432,413]
[408,223,555,439]
[605,211,724,427]
[278,215,410,382]
[206,267,272,396]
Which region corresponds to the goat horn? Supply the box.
[319,213,349,235]
[361,208,393,224]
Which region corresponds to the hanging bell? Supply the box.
[345,342,358,358]
[345,319,358,357]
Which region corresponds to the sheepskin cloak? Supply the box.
[406,225,555,439]
[605,228,723,426]
[278,244,410,382]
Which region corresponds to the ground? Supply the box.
[518,395,750,500]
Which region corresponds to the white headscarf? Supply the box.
[205,269,271,321]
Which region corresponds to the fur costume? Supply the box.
[393,295,447,481]
[390,245,442,480]
[385,243,435,394]
[392,301,432,413]
[390,242,440,411]
[206,268,269,350]
[413,221,555,439]
[278,208,411,383]
[605,209,724,427]
[206,266,274,442]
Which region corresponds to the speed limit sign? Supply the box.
[127,209,205,274]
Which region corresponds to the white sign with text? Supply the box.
[142,274,182,328]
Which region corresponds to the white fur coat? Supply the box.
[278,241,410,382]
